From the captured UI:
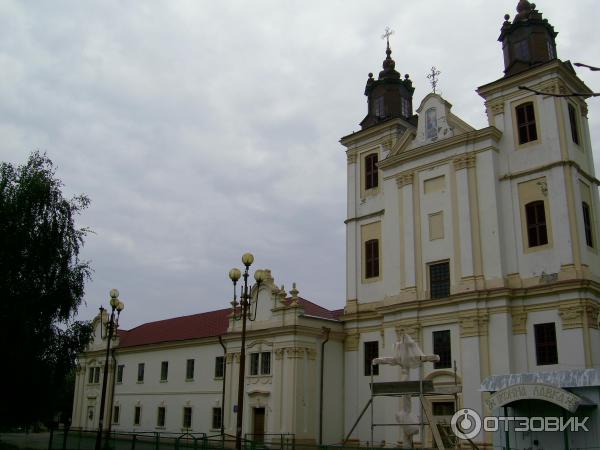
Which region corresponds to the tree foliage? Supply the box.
[0,152,93,427]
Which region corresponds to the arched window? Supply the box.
[525,200,548,247]
[364,153,378,190]
[365,238,379,279]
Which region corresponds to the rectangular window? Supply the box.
[429,262,450,299]
[534,323,558,365]
[157,407,166,428]
[365,153,378,190]
[88,367,100,384]
[212,407,222,430]
[374,96,384,118]
[525,201,548,247]
[260,352,271,375]
[568,103,580,145]
[365,239,380,279]
[401,97,411,118]
[134,406,141,426]
[215,356,225,378]
[249,352,271,376]
[182,407,192,429]
[160,361,168,381]
[186,359,195,380]
[516,102,537,144]
[583,202,594,247]
[116,365,124,383]
[364,341,379,376]
[433,330,451,369]
[137,363,145,382]
[250,353,260,376]
[113,406,120,424]
[514,39,530,60]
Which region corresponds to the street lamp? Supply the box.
[228,253,265,450]
[95,289,124,450]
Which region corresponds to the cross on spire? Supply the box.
[381,26,394,48]
[427,66,441,93]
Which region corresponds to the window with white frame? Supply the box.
[249,352,271,375]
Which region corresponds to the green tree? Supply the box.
[0,152,93,428]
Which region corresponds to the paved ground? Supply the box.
[0,432,51,450]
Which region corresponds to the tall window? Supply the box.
[365,153,378,190]
[583,202,594,247]
[134,406,141,426]
[186,359,195,380]
[157,407,166,427]
[250,352,271,375]
[525,201,548,247]
[401,97,411,118]
[261,352,271,375]
[429,262,450,299]
[365,239,379,279]
[534,323,558,365]
[374,97,384,118]
[137,363,145,382]
[516,102,537,144]
[433,330,451,369]
[88,367,100,384]
[364,341,379,376]
[113,406,120,424]
[514,39,530,60]
[215,356,225,378]
[182,407,192,429]
[160,361,169,381]
[568,103,580,145]
[212,407,222,430]
[116,365,124,383]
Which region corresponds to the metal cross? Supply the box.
[427,66,441,93]
[381,27,394,44]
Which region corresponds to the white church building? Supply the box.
[72,2,600,449]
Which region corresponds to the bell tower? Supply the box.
[360,33,415,129]
[478,0,599,286]
[499,0,558,77]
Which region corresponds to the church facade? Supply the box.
[73,2,600,449]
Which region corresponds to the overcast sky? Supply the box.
[2,0,599,329]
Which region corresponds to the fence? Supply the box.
[47,430,296,450]
[47,430,600,450]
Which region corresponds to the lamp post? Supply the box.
[228,253,265,450]
[95,289,124,450]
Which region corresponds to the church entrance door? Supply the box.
[253,407,265,443]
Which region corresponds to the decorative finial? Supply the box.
[516,0,533,19]
[426,66,441,94]
[278,284,287,304]
[290,282,299,306]
[381,26,394,49]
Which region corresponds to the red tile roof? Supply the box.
[118,308,230,348]
[292,297,344,321]
[117,299,341,349]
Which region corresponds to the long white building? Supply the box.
[73,2,600,448]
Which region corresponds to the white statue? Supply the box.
[372,334,439,448]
